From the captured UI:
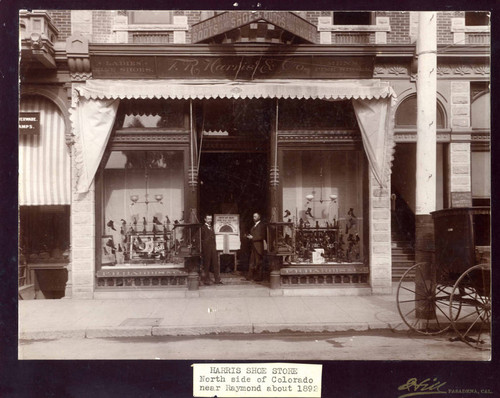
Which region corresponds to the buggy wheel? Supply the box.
[396,263,453,335]
[449,264,491,350]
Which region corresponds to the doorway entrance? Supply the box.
[199,152,268,272]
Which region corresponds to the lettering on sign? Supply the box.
[92,57,157,78]
[281,266,369,275]
[19,112,40,135]
[191,11,316,44]
[92,55,374,79]
[96,269,186,277]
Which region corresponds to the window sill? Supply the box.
[451,25,490,33]
[318,24,390,32]
[113,24,189,32]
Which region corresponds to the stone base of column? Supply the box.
[187,272,199,291]
[415,214,435,264]
[415,214,435,318]
[270,270,281,289]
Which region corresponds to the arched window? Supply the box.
[470,91,490,205]
[395,95,445,128]
[471,92,490,129]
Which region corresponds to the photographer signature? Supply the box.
[398,378,447,398]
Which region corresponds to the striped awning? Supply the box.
[19,96,70,205]
[71,78,396,192]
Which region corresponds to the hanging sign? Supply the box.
[19,112,40,135]
[191,11,317,43]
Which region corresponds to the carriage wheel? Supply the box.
[396,263,454,335]
[449,264,491,350]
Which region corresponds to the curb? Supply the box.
[19,322,406,340]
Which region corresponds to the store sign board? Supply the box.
[91,55,374,79]
[96,268,187,277]
[214,214,240,235]
[19,112,40,135]
[281,266,369,274]
[191,11,316,43]
[92,56,157,78]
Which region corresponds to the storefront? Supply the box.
[19,93,71,298]
[70,69,396,297]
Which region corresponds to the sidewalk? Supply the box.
[19,283,406,340]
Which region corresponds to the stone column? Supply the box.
[415,12,437,317]
[415,11,437,264]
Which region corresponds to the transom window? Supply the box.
[465,12,490,26]
[395,96,445,128]
[333,12,373,25]
[116,100,186,130]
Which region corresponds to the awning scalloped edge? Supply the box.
[75,79,396,102]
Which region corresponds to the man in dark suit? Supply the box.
[200,215,222,285]
[246,212,266,282]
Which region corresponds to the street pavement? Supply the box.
[19,282,406,340]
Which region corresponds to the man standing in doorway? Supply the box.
[201,215,222,285]
[246,212,266,282]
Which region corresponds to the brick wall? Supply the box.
[93,10,115,43]
[183,10,205,43]
[47,10,71,40]
[46,10,470,46]
[437,11,463,45]
[383,11,411,44]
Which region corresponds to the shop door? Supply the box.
[199,152,268,270]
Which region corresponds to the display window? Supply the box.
[282,150,366,263]
[19,205,70,264]
[100,150,187,267]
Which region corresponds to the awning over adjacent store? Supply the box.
[19,96,71,205]
[71,79,396,193]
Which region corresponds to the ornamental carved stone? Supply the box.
[66,34,92,81]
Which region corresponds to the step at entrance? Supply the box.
[392,241,415,281]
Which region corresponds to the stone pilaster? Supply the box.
[318,17,332,44]
[71,10,93,38]
[113,14,128,43]
[451,81,470,129]
[375,17,389,44]
[449,81,472,205]
[70,129,96,299]
[369,171,392,294]
[173,16,187,43]
[70,185,96,299]
[451,17,466,45]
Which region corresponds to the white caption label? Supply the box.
[192,362,322,397]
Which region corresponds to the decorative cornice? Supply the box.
[375,61,489,79]
[113,133,189,143]
[437,63,490,77]
[278,130,361,143]
[374,63,409,77]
